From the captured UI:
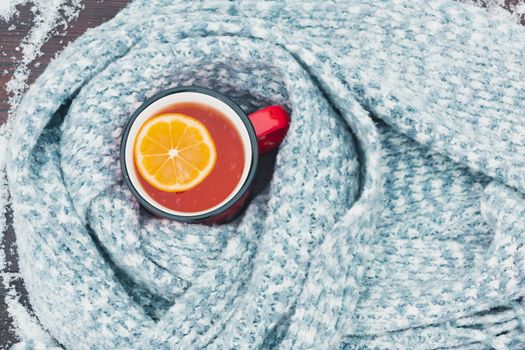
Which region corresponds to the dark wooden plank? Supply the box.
[0,1,130,348]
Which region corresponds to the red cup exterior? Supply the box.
[248,106,291,155]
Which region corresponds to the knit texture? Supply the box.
[3,0,525,348]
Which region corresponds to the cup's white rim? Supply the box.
[121,87,258,220]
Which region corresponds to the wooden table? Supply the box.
[0,0,522,348]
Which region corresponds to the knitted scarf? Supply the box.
[2,1,525,348]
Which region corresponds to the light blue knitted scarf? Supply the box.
[2,0,525,348]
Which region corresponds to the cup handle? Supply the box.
[248,106,290,154]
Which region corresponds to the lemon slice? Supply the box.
[134,113,217,192]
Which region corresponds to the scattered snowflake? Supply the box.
[2,272,58,347]
[0,0,28,22]
[0,122,10,255]
[1,0,84,111]
[460,0,525,23]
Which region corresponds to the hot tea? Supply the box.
[134,102,245,213]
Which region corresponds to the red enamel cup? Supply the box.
[120,86,290,223]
